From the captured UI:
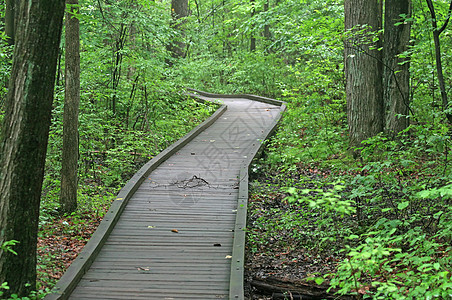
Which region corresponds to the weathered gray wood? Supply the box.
[45,101,227,300]
[229,98,286,300]
[46,90,285,300]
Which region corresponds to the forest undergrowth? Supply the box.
[244,85,452,299]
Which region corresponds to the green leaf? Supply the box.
[315,277,325,285]
[416,190,431,199]
[398,201,409,210]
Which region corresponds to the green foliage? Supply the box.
[0,285,47,300]
[329,212,452,299]
[174,52,289,97]
[0,287,47,300]
[0,241,47,300]
[285,183,355,216]
[260,56,346,171]
[1,240,19,255]
[251,124,452,298]
[0,0,12,109]
[409,1,452,124]
[239,1,452,298]
[42,93,216,212]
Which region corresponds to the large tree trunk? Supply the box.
[0,0,65,296]
[60,0,81,214]
[384,0,411,137]
[344,0,384,150]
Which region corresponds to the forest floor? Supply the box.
[244,163,351,300]
[37,208,106,291]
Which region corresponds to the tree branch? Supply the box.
[439,0,452,34]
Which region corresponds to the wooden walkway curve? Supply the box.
[46,89,285,300]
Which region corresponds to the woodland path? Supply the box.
[46,90,285,300]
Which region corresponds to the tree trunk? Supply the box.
[111,23,127,115]
[169,0,189,59]
[344,0,384,150]
[60,0,80,214]
[250,0,256,52]
[5,0,19,44]
[426,0,452,124]
[383,0,411,137]
[0,0,65,297]
[264,0,270,39]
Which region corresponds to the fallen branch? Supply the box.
[250,277,353,300]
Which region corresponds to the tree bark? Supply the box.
[0,0,65,296]
[344,0,384,150]
[60,0,81,214]
[5,0,19,45]
[250,0,256,52]
[169,0,189,59]
[383,0,411,137]
[264,0,270,40]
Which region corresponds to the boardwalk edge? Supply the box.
[44,96,227,300]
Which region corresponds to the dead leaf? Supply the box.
[171,229,179,233]
[357,286,370,294]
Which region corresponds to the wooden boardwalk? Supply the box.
[46,90,285,299]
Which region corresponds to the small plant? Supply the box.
[284,182,355,216]
[0,241,48,299]
[1,240,19,255]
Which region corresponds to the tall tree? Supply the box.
[250,0,256,52]
[0,0,65,296]
[384,0,412,136]
[344,0,384,150]
[169,0,189,59]
[60,0,81,214]
[425,0,452,124]
[263,0,270,40]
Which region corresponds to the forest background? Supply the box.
[0,0,451,299]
